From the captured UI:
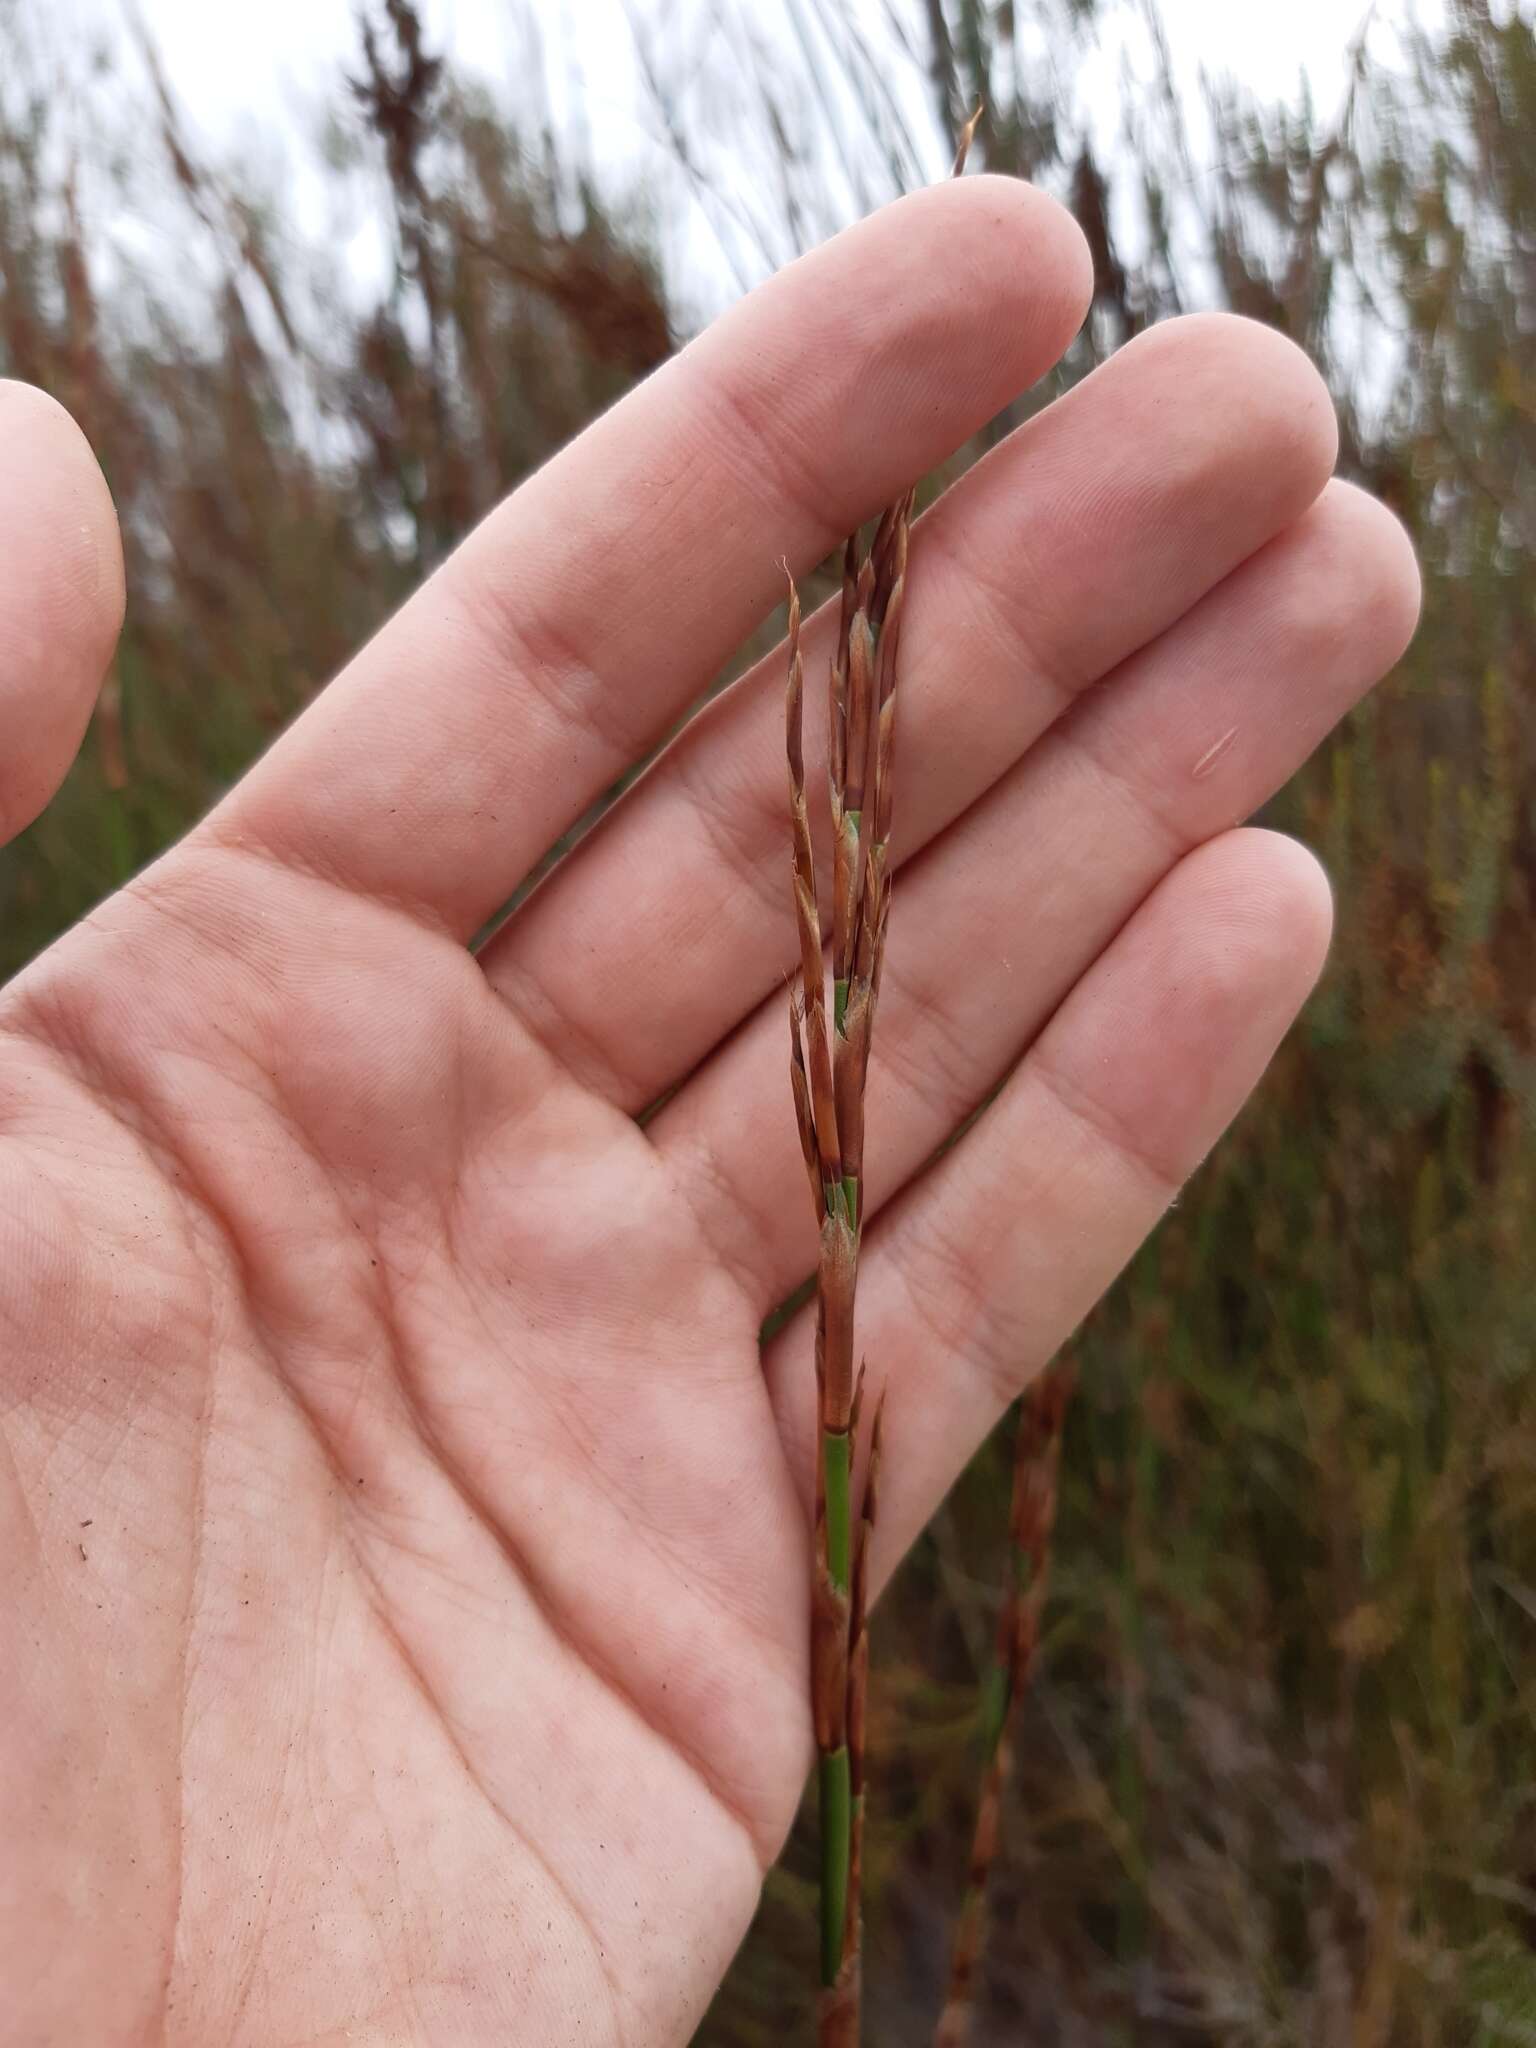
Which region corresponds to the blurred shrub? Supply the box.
[0,0,669,967]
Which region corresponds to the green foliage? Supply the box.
[0,3,669,973]
[2,2,1533,2041]
[707,4,1536,2041]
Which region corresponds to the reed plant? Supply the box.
[785,493,911,2042]
[784,102,978,2048]
[933,1364,1074,2046]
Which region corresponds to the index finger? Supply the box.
[204,177,1091,938]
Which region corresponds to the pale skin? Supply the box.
[0,176,1419,2045]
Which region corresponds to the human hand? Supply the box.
[0,176,1418,2045]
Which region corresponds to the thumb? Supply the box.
[0,381,124,847]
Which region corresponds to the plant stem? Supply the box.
[819,1744,853,1985]
[845,1395,885,1968]
[788,101,983,2045]
[933,1363,1074,2048]
[785,496,909,2042]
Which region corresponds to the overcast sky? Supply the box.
[35,0,1438,334]
[127,0,1410,153]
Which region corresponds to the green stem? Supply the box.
[820,1425,854,1984]
[824,1428,852,1592]
[978,1662,1009,1759]
[819,1745,852,1985]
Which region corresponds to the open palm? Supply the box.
[0,177,1417,2046]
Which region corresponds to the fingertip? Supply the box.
[882,170,1095,379]
[1056,828,1335,1145]
[0,381,126,632]
[936,169,1095,329]
[1115,312,1340,516]
[0,381,124,840]
[1309,478,1424,672]
[1038,826,1336,1193]
[757,172,1093,449]
[1234,826,1335,984]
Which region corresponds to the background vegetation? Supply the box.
[1,0,1532,2039]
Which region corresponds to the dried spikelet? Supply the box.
[786,572,843,1200]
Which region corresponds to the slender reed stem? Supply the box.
[932,1363,1075,2048]
[788,101,983,2045]
[843,1390,884,1977]
[786,508,909,2043]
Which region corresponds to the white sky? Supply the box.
[116,0,1407,155]
[34,0,1439,332]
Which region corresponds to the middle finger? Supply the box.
[479,314,1337,1106]
[649,478,1419,1311]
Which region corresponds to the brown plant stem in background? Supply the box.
[933,1363,1075,2048]
[951,100,982,177]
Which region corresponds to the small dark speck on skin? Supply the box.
[80,1519,92,1527]
[78,1543,88,1562]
